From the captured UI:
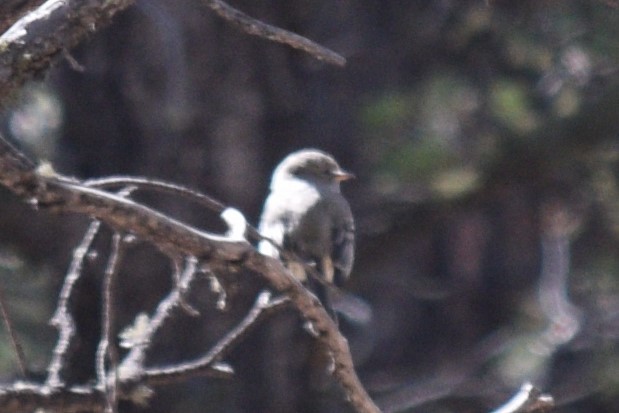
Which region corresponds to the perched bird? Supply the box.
[258,149,355,316]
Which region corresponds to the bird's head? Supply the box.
[271,149,354,190]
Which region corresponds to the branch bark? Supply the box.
[0,0,46,34]
[202,0,346,66]
[0,0,135,105]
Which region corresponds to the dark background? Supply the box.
[1,1,619,412]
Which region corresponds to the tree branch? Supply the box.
[0,0,346,107]
[0,0,135,105]
[0,0,46,35]
[0,134,381,412]
[140,291,289,385]
[117,256,207,379]
[0,291,287,413]
[202,0,346,66]
[0,383,106,413]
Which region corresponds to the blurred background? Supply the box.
[1,0,619,412]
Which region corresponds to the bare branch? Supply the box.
[172,257,201,317]
[0,0,136,105]
[0,383,106,413]
[202,0,346,66]
[85,176,227,215]
[0,135,381,413]
[86,176,269,245]
[0,0,346,107]
[142,291,289,385]
[118,256,203,379]
[242,255,381,413]
[46,220,102,388]
[0,1,45,34]
[96,232,124,413]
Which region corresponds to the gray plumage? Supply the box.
[258,149,355,294]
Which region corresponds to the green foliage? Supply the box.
[360,73,483,199]
[490,79,539,134]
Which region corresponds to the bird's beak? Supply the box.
[333,169,355,182]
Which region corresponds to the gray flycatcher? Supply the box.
[258,149,355,317]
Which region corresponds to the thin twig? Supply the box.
[96,232,124,413]
[202,0,346,66]
[96,187,135,409]
[118,256,201,379]
[86,176,267,244]
[0,282,27,377]
[170,257,200,316]
[143,291,289,385]
[46,220,101,388]
[84,176,227,214]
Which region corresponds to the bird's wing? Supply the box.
[331,207,355,287]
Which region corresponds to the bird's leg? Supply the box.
[321,256,335,284]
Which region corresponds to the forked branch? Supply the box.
[0,135,381,413]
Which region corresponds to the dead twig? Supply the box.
[202,0,346,66]
[142,291,289,385]
[118,256,204,380]
[46,220,102,388]
[96,232,124,413]
[85,177,227,215]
